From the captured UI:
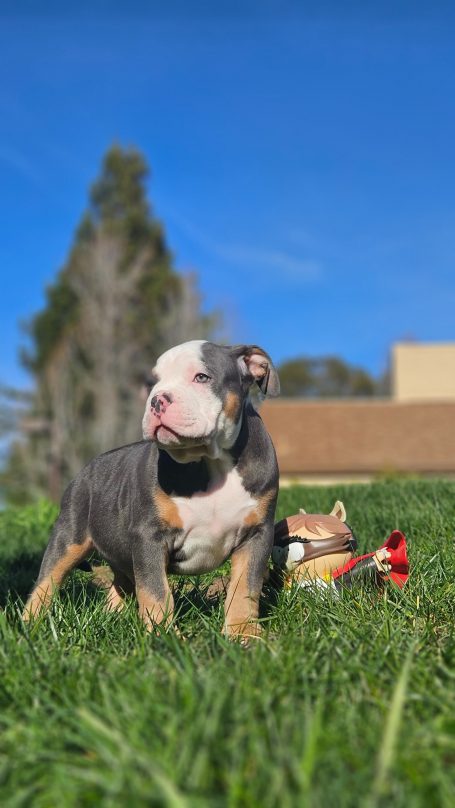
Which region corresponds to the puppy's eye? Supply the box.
[193,373,211,384]
[144,374,158,394]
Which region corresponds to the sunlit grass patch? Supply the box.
[1,480,454,806]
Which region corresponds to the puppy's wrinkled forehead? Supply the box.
[154,340,208,382]
[154,341,239,389]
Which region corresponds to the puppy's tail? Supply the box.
[76,560,114,589]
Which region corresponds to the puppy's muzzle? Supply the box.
[150,393,173,416]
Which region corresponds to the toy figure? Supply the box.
[272,500,409,592]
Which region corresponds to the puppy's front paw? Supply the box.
[225,620,262,646]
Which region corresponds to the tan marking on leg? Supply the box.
[105,583,126,612]
[23,537,93,621]
[136,585,174,632]
[224,546,261,641]
[223,391,240,421]
[155,489,183,529]
[244,490,275,528]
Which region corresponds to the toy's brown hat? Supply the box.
[274,501,357,561]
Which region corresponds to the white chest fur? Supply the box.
[170,466,258,574]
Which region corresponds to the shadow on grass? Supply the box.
[0,551,43,607]
[172,580,222,620]
[172,571,283,623]
[1,541,284,634]
[0,551,112,610]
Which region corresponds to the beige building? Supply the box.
[262,342,455,483]
[392,342,455,402]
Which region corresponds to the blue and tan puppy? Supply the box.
[24,341,280,639]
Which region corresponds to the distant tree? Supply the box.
[0,386,27,439]
[0,386,38,505]
[276,359,314,397]
[278,356,378,398]
[3,145,216,503]
[349,368,377,397]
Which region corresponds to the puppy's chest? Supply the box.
[168,469,258,573]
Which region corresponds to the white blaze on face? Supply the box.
[142,340,241,460]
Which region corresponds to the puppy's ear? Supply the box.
[330,500,346,522]
[232,345,280,397]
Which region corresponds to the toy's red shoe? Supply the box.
[332,530,409,590]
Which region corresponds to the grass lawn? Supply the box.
[0,479,454,807]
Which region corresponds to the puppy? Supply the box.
[24,341,280,639]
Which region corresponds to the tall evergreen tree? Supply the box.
[4,145,215,503]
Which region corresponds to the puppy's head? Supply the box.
[142,340,279,462]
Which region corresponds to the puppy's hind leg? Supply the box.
[23,489,93,621]
[104,568,134,613]
[86,563,134,613]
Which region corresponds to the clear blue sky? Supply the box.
[1,2,455,388]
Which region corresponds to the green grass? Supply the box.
[1,480,455,807]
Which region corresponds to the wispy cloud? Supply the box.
[166,210,322,284]
[0,145,43,185]
[285,225,317,250]
[212,242,320,280]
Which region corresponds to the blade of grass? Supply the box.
[365,647,414,808]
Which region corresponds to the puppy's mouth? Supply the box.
[153,424,209,448]
[154,424,181,441]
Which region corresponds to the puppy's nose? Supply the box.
[150,392,173,415]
